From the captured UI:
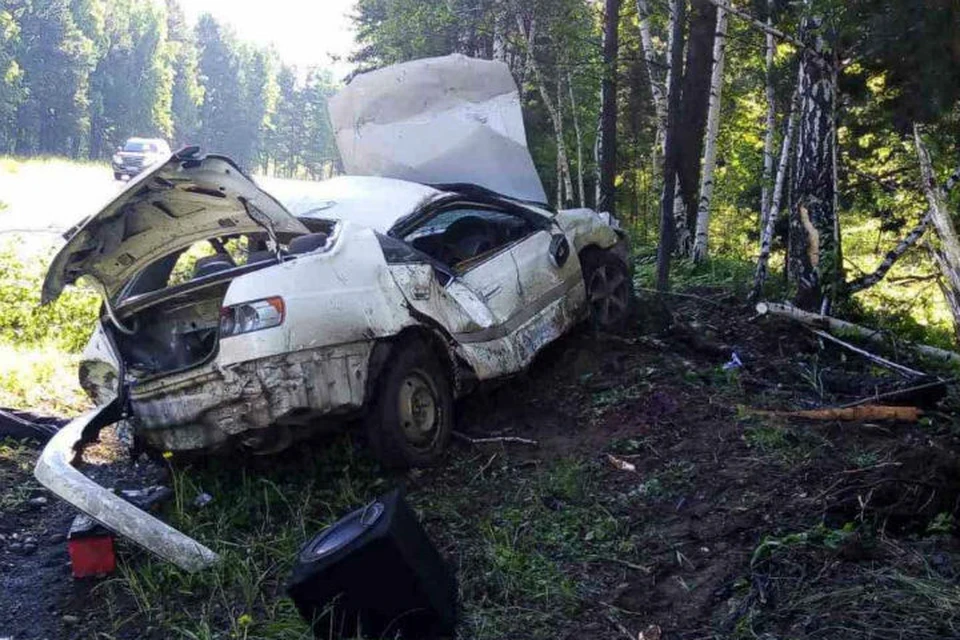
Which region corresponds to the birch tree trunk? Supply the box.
[692,6,728,263]
[636,0,667,138]
[788,13,837,311]
[760,0,777,223]
[675,0,719,257]
[751,86,799,300]
[514,12,573,207]
[915,126,960,341]
[556,74,566,205]
[567,68,586,208]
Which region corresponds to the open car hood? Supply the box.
[42,153,308,304]
[328,54,548,205]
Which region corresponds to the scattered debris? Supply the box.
[723,352,743,371]
[452,431,539,447]
[606,454,637,472]
[193,492,213,508]
[639,624,663,640]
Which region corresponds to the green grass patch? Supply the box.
[0,438,42,510]
[93,447,636,639]
[742,420,825,466]
[0,241,99,352]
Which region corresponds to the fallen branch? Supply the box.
[452,432,539,447]
[808,328,926,378]
[756,301,960,366]
[635,286,728,307]
[838,378,949,409]
[753,405,921,422]
[847,162,960,293]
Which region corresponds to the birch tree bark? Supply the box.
[692,6,728,263]
[514,12,573,206]
[847,163,960,293]
[751,86,799,300]
[788,13,837,311]
[760,0,777,222]
[675,0,719,257]
[915,126,960,341]
[636,0,667,141]
[567,68,586,208]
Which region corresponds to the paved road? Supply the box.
[0,161,122,258]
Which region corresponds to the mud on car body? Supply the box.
[34,54,632,570]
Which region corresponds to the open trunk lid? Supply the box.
[328,54,548,205]
[42,152,308,304]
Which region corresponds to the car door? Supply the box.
[390,202,577,379]
[507,219,586,366]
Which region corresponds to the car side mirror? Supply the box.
[549,233,570,268]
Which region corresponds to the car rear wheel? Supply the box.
[365,340,453,468]
[581,250,633,331]
[113,172,123,180]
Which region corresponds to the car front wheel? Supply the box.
[365,340,453,468]
[581,250,633,331]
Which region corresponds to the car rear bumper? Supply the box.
[33,399,219,572]
[130,341,374,453]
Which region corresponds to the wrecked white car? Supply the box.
[34,54,631,570]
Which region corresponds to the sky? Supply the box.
[180,0,358,81]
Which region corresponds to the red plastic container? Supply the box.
[67,514,116,578]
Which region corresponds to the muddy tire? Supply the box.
[581,249,634,331]
[365,340,453,469]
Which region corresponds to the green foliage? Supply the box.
[0,241,98,352]
[0,0,338,175]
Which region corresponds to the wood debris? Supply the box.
[754,405,921,423]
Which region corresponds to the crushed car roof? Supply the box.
[328,54,548,205]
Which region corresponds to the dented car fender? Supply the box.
[218,223,419,365]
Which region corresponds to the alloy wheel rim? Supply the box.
[588,264,630,327]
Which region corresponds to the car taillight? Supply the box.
[219,297,284,337]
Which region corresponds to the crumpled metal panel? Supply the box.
[130,342,373,452]
[34,400,219,572]
[329,54,548,204]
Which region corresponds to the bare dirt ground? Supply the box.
[2,292,959,639]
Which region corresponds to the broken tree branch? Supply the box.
[755,301,960,366]
[705,0,805,50]
[808,328,926,378]
[847,162,960,293]
[838,378,949,409]
[452,432,539,447]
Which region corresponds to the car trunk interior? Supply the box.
[114,282,230,378]
[109,221,336,379]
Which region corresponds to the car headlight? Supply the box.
[112,154,122,164]
[219,297,284,337]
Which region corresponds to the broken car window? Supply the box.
[402,206,534,272]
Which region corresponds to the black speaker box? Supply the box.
[287,488,457,638]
